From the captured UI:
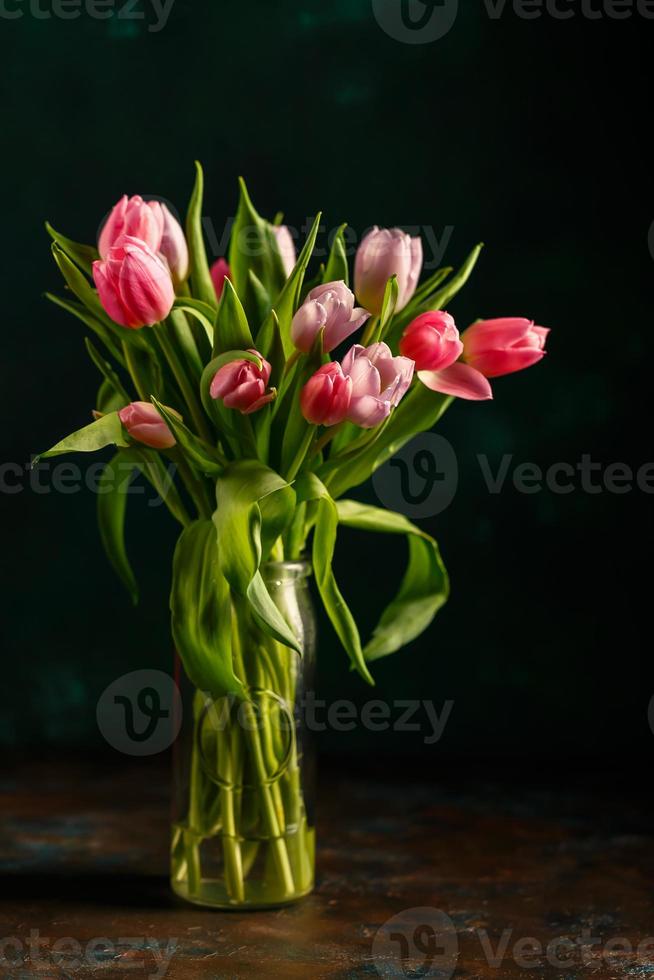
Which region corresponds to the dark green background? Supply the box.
[1,0,650,766]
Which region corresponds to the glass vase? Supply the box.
[171,561,316,909]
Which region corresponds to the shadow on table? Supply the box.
[0,872,173,909]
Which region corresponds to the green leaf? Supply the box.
[247,270,272,328]
[97,450,141,605]
[171,304,214,356]
[171,520,246,699]
[45,221,99,276]
[213,461,300,653]
[167,309,204,378]
[96,379,126,415]
[228,178,287,303]
[151,397,224,475]
[35,411,129,463]
[213,278,254,356]
[295,473,373,685]
[259,212,323,358]
[320,386,453,499]
[186,161,218,309]
[45,293,125,367]
[85,338,130,405]
[323,224,349,286]
[335,500,449,660]
[377,275,400,343]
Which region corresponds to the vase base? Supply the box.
[171,877,314,911]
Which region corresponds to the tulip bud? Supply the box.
[93,236,175,329]
[119,401,178,449]
[300,363,352,427]
[462,318,550,378]
[210,258,231,301]
[272,225,297,278]
[341,342,414,429]
[98,195,164,259]
[354,227,422,316]
[210,350,275,414]
[159,204,189,289]
[291,281,370,354]
[399,311,462,371]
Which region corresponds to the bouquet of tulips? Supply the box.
[38,163,548,907]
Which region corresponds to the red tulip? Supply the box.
[93,236,175,329]
[209,350,274,414]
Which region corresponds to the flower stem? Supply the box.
[154,323,213,445]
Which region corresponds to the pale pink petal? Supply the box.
[419,362,493,401]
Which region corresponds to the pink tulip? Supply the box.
[462,318,550,378]
[291,281,370,354]
[341,342,414,428]
[93,236,175,329]
[158,203,189,288]
[210,258,231,301]
[272,225,297,278]
[399,311,462,371]
[300,363,352,427]
[118,401,178,450]
[210,349,274,414]
[98,195,165,259]
[354,227,423,316]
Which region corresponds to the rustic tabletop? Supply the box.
[0,759,652,979]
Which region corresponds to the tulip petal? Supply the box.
[467,348,546,378]
[419,362,493,401]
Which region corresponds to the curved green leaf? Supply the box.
[323,223,349,286]
[335,500,450,660]
[213,461,300,653]
[97,450,140,605]
[228,178,287,303]
[171,520,246,699]
[85,338,130,405]
[151,397,224,475]
[46,221,99,276]
[295,473,373,685]
[186,161,218,309]
[212,278,254,356]
[35,411,129,464]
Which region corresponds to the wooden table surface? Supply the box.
[1,759,652,979]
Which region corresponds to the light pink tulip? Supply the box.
[210,258,231,301]
[291,281,370,354]
[341,342,414,428]
[354,227,423,316]
[300,363,352,427]
[210,349,274,414]
[98,195,165,259]
[462,318,550,378]
[399,311,462,371]
[272,225,297,278]
[93,236,175,329]
[118,401,178,449]
[159,203,189,288]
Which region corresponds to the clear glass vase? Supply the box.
[171,561,316,909]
